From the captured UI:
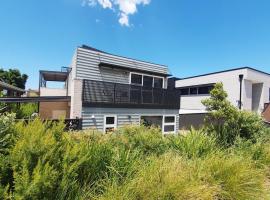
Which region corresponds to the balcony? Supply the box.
[82,79,180,109]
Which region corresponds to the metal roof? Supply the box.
[0,96,70,103]
[39,70,69,82]
[0,81,25,93]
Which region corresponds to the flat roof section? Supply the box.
[0,96,71,103]
[39,71,69,82]
[178,67,270,81]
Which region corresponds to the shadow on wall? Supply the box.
[179,113,207,130]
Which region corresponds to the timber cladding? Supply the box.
[262,103,270,122]
[39,102,70,119]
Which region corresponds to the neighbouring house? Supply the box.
[38,45,180,133]
[176,67,270,129]
[0,80,25,97]
[262,103,270,123]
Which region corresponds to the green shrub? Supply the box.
[202,83,267,146]
[168,128,218,158]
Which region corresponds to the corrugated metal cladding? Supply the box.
[75,47,169,82]
[82,107,179,132]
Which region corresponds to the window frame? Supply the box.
[129,72,165,88]
[103,115,117,133]
[162,115,176,134]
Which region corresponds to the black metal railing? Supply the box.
[82,79,180,109]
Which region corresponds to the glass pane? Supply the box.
[198,86,213,94]
[164,125,175,132]
[131,74,142,85]
[143,76,153,87]
[165,116,175,123]
[106,117,115,125]
[190,87,198,95]
[154,77,163,88]
[180,88,189,95]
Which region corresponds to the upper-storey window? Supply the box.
[131,74,142,85]
[154,77,163,88]
[143,76,153,87]
[180,84,214,96]
[130,73,165,88]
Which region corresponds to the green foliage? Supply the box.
[168,128,218,158]
[0,117,269,199]
[0,68,28,89]
[202,82,266,146]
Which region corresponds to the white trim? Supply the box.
[139,115,177,134]
[163,115,177,134]
[103,115,117,133]
[129,72,165,89]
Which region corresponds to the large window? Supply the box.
[130,73,164,88]
[180,84,214,96]
[163,115,176,134]
[104,115,117,133]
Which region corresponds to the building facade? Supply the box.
[39,45,180,133]
[176,67,270,129]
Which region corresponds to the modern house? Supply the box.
[38,45,180,133]
[176,67,270,129]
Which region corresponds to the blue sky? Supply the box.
[0,0,270,89]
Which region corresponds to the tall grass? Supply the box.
[0,118,270,199]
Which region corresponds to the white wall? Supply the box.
[40,87,67,96]
[176,68,270,113]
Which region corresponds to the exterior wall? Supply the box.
[179,113,207,130]
[180,95,210,112]
[70,79,82,118]
[39,102,70,119]
[82,107,179,133]
[246,70,270,113]
[176,68,270,114]
[176,69,247,112]
[40,87,67,96]
[68,47,172,121]
[75,47,169,82]
[262,104,270,122]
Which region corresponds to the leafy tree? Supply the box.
[202,83,266,146]
[0,68,28,89]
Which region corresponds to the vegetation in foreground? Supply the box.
[0,83,269,199]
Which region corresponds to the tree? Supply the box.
[0,68,28,89]
[202,83,265,146]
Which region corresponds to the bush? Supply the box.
[202,83,267,146]
[0,117,269,199]
[168,128,218,158]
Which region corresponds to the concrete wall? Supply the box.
[82,107,179,133]
[40,88,67,96]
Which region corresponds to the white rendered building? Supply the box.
[176,67,270,129]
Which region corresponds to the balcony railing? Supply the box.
[82,79,180,109]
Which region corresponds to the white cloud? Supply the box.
[119,13,129,26]
[83,0,151,27]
